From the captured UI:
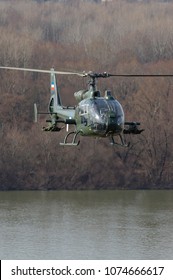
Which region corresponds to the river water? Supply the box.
[0,190,173,260]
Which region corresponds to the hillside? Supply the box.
[1,0,173,190]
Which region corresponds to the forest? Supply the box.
[1,0,173,190]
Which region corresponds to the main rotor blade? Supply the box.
[1,67,173,77]
[83,72,173,78]
[109,74,173,77]
[0,66,84,76]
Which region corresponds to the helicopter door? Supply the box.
[79,104,89,126]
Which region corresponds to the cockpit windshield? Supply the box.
[89,98,124,125]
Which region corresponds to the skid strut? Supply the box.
[60,131,80,146]
[110,134,130,147]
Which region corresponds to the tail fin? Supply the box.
[49,68,62,112]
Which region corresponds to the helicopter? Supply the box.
[0,66,146,146]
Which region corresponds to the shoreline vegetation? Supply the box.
[1,0,173,190]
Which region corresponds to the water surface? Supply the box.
[0,190,173,259]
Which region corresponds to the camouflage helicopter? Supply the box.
[0,66,145,146]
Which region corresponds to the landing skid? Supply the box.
[110,134,130,147]
[60,131,80,146]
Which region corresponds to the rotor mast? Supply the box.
[88,74,97,92]
[87,72,112,92]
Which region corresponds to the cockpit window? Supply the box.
[90,98,124,123]
[91,99,108,112]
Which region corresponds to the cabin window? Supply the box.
[79,104,89,115]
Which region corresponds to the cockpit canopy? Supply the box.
[77,96,124,128]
